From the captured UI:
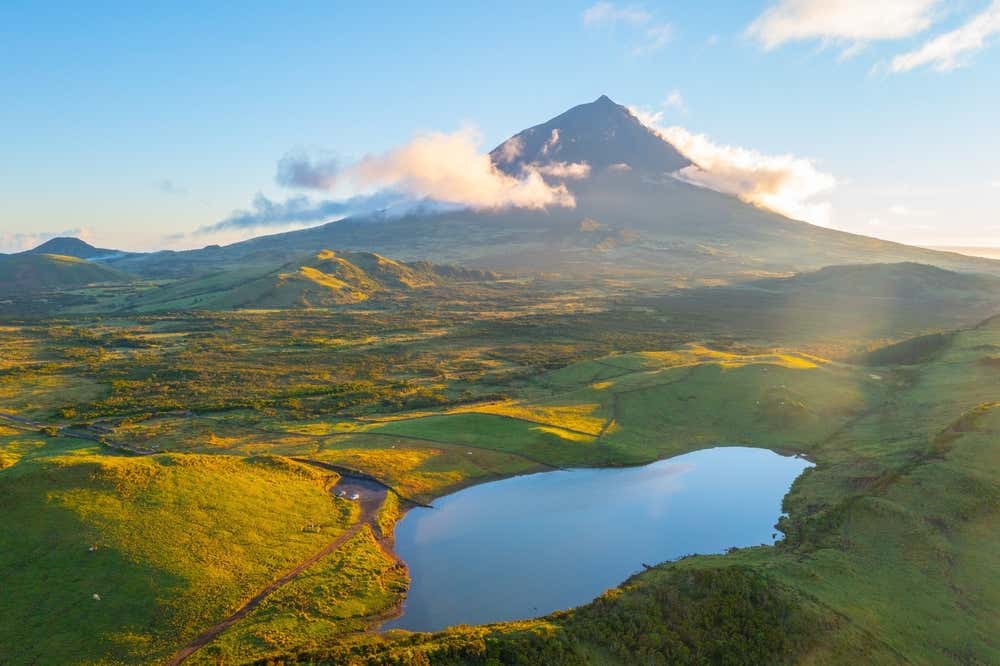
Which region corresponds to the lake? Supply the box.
[383,446,812,632]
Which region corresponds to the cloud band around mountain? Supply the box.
[205,127,586,234]
[276,126,581,210]
[201,192,405,233]
[630,107,836,225]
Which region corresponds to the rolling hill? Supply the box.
[647,262,1000,350]
[20,237,125,260]
[124,249,496,311]
[105,95,1000,281]
[0,254,131,294]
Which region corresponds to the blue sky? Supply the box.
[2,1,998,252]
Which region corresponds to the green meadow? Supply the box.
[0,281,997,664]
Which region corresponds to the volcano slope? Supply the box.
[103,96,1000,283]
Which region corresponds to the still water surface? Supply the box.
[384,446,811,632]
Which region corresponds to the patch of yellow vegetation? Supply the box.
[683,344,820,370]
[316,445,436,478]
[458,400,606,435]
[296,266,351,291]
[206,432,241,449]
[285,421,364,436]
[531,425,596,443]
[769,354,820,369]
[638,351,690,366]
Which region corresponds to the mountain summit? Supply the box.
[490,95,689,176]
[101,96,1000,281]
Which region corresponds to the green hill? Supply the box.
[21,237,122,260]
[758,261,1000,298]
[648,262,1000,351]
[125,249,495,311]
[0,254,131,294]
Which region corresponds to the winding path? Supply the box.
[164,479,387,666]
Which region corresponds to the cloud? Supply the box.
[0,228,92,253]
[530,162,592,179]
[629,107,836,225]
[992,180,1000,189]
[747,0,941,52]
[636,23,673,54]
[541,129,560,156]
[201,191,405,233]
[662,89,686,112]
[276,153,340,189]
[889,1,1000,72]
[495,136,524,164]
[582,2,651,26]
[582,2,673,54]
[299,126,576,209]
[209,125,582,242]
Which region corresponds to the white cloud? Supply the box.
[541,129,559,156]
[529,161,592,179]
[890,1,1000,72]
[582,2,651,26]
[630,106,664,127]
[495,136,524,164]
[992,180,1000,189]
[343,126,577,209]
[636,23,673,54]
[747,0,941,52]
[583,3,672,54]
[629,107,837,225]
[662,89,686,112]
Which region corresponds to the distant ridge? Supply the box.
[927,246,1000,261]
[753,262,1000,297]
[21,237,122,260]
[125,249,496,311]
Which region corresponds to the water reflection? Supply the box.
[384,446,811,632]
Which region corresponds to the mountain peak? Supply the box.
[22,237,119,259]
[491,95,689,176]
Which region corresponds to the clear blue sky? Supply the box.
[2,1,998,251]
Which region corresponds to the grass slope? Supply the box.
[1,304,998,663]
[0,453,356,664]
[0,253,130,294]
[123,249,493,311]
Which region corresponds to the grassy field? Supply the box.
[285,315,1000,665]
[0,282,997,663]
[0,453,356,664]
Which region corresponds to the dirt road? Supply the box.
[164,477,388,665]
